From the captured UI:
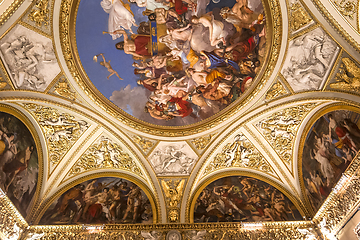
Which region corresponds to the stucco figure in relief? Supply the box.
[39,177,152,224]
[148,142,197,175]
[0,112,38,218]
[302,110,360,212]
[76,0,267,126]
[281,27,338,92]
[0,25,60,91]
[193,176,303,222]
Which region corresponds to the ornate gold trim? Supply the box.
[0,0,25,27]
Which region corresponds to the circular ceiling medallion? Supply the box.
[67,0,276,128]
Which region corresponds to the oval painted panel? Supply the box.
[75,0,267,126]
[0,112,38,218]
[302,109,360,212]
[193,176,303,222]
[39,177,153,224]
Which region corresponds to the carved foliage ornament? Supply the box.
[23,103,89,169]
[203,134,275,177]
[289,2,312,31]
[330,58,360,92]
[68,136,142,177]
[132,135,154,153]
[28,0,50,27]
[53,79,76,101]
[256,103,318,165]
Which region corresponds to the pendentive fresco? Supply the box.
[302,109,360,212]
[0,112,38,218]
[76,0,266,126]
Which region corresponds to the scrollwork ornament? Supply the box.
[22,103,89,173]
[67,136,143,178]
[256,103,318,166]
[53,79,76,101]
[203,134,275,177]
[161,179,185,223]
[132,135,154,153]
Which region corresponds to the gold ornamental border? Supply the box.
[59,0,281,136]
[33,172,159,224]
[0,104,44,223]
[297,103,360,217]
[187,170,308,223]
[0,0,25,27]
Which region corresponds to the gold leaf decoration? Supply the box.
[191,134,215,150]
[53,79,76,101]
[28,0,49,27]
[203,134,275,177]
[289,2,312,32]
[132,135,154,153]
[256,103,318,166]
[265,81,288,100]
[23,103,89,172]
[329,58,360,92]
[67,136,142,178]
[333,0,357,20]
[161,179,185,222]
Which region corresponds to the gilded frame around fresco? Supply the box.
[297,103,360,216]
[59,0,280,136]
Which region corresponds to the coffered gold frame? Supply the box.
[60,0,280,136]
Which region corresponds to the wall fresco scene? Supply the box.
[39,177,153,224]
[193,176,303,222]
[302,109,360,212]
[0,112,38,218]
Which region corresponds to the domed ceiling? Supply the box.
[1,0,360,238]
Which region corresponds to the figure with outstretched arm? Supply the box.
[114,30,151,58]
[94,53,122,80]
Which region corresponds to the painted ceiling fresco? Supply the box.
[1,0,360,237]
[76,0,266,126]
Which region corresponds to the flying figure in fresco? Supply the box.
[101,0,138,39]
[94,53,123,80]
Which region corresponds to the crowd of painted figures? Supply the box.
[194,177,301,222]
[303,112,360,211]
[102,0,266,120]
[40,179,152,224]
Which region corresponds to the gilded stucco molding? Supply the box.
[22,103,90,176]
[190,133,216,151]
[51,77,76,101]
[329,57,360,92]
[313,151,360,234]
[264,80,289,101]
[332,0,358,21]
[254,103,319,172]
[0,190,28,239]
[201,133,277,180]
[25,221,317,240]
[59,0,282,136]
[161,179,186,223]
[65,135,143,180]
[289,1,313,33]
[131,135,156,155]
[0,0,25,27]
